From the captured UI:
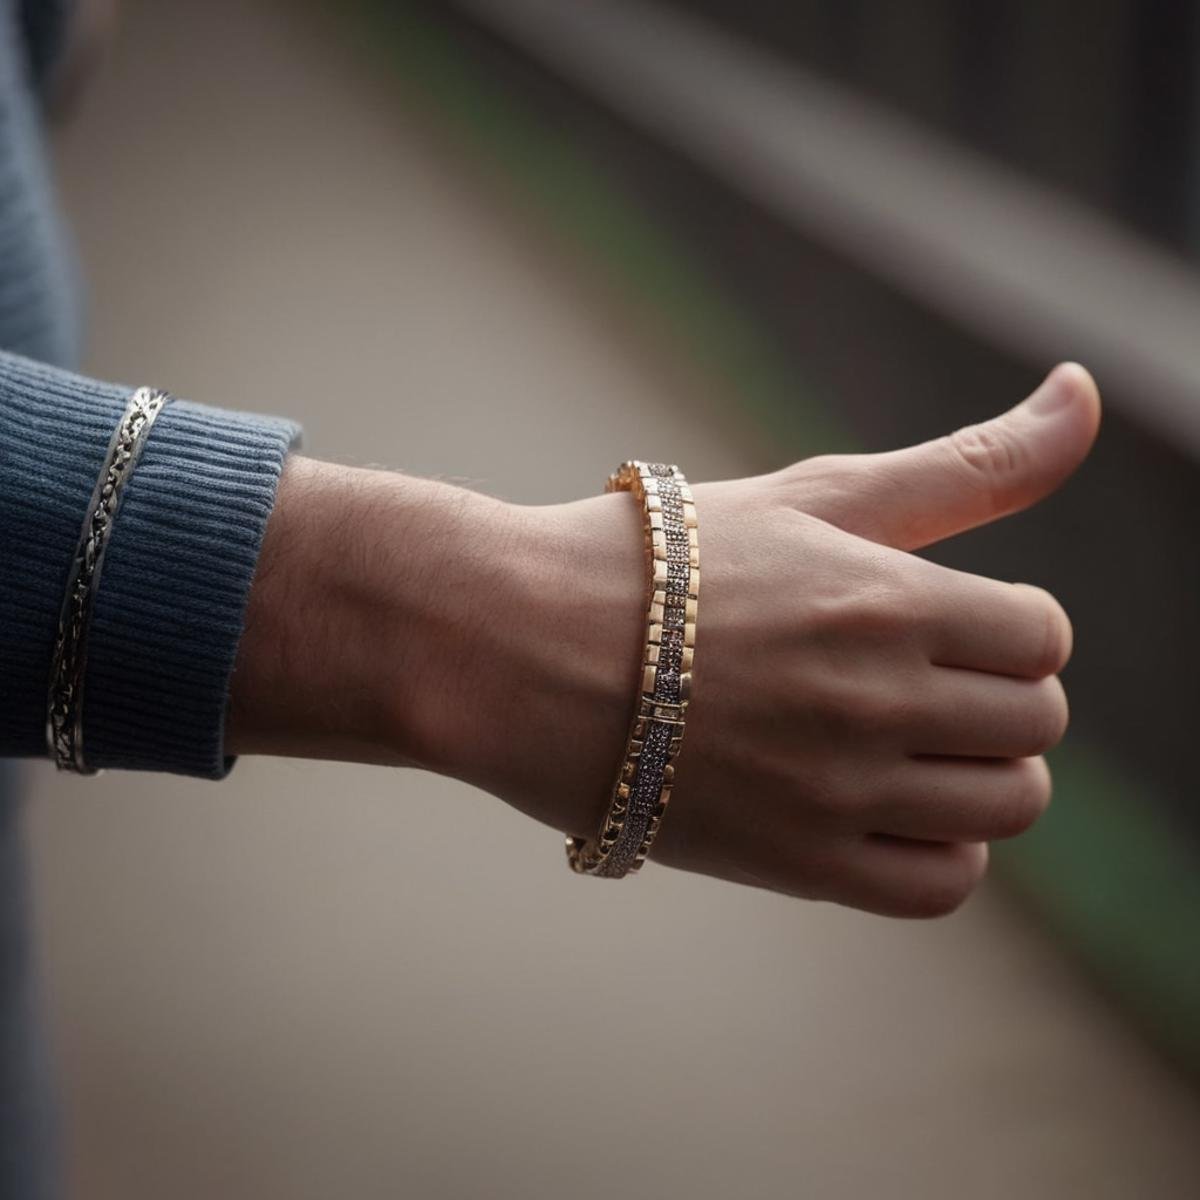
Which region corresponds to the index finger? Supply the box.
[918,567,1072,680]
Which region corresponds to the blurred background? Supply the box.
[24,0,1200,1196]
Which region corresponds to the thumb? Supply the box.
[798,362,1101,551]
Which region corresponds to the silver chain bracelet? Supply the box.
[46,387,171,774]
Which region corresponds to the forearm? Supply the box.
[225,457,646,838]
[226,455,492,769]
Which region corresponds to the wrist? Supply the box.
[426,489,648,838]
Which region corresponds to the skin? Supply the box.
[227,362,1101,918]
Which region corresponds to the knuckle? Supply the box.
[780,452,852,488]
[992,757,1052,838]
[1025,678,1070,753]
[945,422,1023,487]
[904,845,989,919]
[792,758,870,827]
[880,579,923,632]
[833,580,920,644]
[779,759,836,820]
[899,877,969,919]
[1017,584,1073,676]
[793,843,844,892]
[788,451,845,477]
[843,684,911,737]
[775,453,858,512]
[805,673,877,741]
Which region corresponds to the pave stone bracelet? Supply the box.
[566,461,699,878]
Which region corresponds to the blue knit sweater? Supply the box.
[0,4,300,1193]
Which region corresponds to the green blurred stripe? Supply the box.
[354,0,1200,1074]
[995,749,1200,1066]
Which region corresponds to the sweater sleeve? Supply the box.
[0,350,302,778]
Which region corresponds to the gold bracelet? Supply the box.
[567,461,699,878]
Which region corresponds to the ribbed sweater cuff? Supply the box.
[0,351,301,778]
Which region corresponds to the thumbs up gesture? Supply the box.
[391,362,1099,916]
[640,362,1102,914]
[448,362,1097,918]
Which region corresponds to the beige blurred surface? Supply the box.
[23,1,1200,1197]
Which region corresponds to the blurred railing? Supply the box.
[658,1,1200,263]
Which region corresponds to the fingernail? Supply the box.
[1025,365,1077,415]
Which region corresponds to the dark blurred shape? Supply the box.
[662,1,1200,259]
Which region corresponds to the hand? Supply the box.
[422,363,1100,917]
[229,364,1100,918]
